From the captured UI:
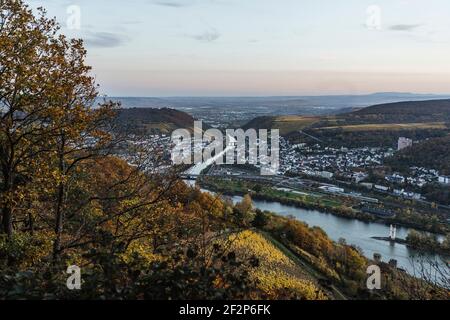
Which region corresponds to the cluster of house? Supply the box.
[276,136,450,203]
[358,182,423,200]
[118,134,450,196]
[118,134,173,170]
[278,138,393,179]
[385,167,442,188]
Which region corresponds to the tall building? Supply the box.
[389,225,397,240]
[438,176,450,185]
[398,137,413,151]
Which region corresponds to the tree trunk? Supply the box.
[28,211,34,235]
[2,206,13,238]
[1,171,14,239]
[52,134,66,262]
[52,182,64,261]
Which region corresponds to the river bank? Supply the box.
[198,179,448,235]
[200,183,446,235]
[194,183,448,277]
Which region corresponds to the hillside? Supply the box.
[244,99,450,148]
[2,0,449,302]
[115,107,199,135]
[229,230,328,299]
[344,99,450,124]
[244,115,322,135]
[386,135,450,175]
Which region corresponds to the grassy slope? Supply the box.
[318,122,447,132]
[244,116,322,135]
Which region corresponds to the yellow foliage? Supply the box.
[0,230,53,268]
[119,240,162,266]
[229,230,327,300]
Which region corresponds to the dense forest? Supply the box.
[346,99,450,124]
[296,128,448,148]
[115,107,198,135]
[0,0,329,299]
[0,0,448,300]
[386,135,450,175]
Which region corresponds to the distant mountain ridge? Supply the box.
[101,93,450,118]
[353,98,450,114]
[105,93,450,107]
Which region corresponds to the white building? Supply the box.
[320,171,334,179]
[438,176,450,185]
[398,137,413,151]
[353,172,368,183]
[319,186,344,193]
[375,185,389,192]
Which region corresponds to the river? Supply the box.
[231,195,448,276]
[183,142,448,277]
[192,182,448,277]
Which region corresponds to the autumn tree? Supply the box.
[239,194,253,213]
[252,209,268,228]
[42,38,116,261]
[234,194,253,225]
[0,0,313,300]
[0,1,68,238]
[0,0,116,251]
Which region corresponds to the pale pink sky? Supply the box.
[30,0,450,96]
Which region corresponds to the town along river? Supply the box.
[184,154,448,279]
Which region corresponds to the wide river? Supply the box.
[193,180,448,277]
[185,155,448,277]
[230,195,447,276]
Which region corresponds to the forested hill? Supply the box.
[242,99,450,147]
[244,99,450,132]
[115,107,199,134]
[386,134,450,175]
[344,99,450,124]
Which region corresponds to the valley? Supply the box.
[114,97,450,289]
[2,0,450,303]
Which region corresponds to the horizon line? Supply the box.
[100,92,450,99]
